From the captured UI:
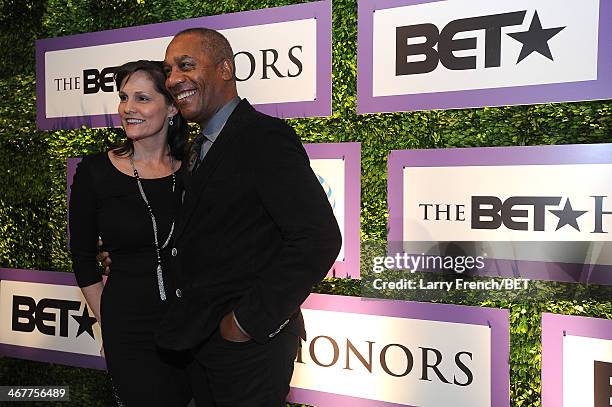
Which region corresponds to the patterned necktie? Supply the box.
[187,133,206,173]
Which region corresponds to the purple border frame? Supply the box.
[0,268,107,370]
[288,293,510,407]
[541,313,612,407]
[305,143,361,278]
[387,143,612,285]
[357,0,612,114]
[36,0,332,130]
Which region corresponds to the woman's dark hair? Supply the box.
[113,60,188,160]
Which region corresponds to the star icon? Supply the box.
[71,305,98,339]
[507,11,565,63]
[549,199,587,231]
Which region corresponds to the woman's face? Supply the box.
[118,70,176,142]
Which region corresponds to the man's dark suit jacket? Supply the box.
[156,99,342,350]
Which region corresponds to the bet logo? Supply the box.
[396,10,565,75]
[12,295,98,339]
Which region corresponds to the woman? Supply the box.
[69,60,192,406]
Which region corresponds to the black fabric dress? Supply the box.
[69,152,192,406]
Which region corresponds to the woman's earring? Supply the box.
[169,117,174,126]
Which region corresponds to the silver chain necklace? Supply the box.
[129,153,176,301]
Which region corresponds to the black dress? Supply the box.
[69,152,192,406]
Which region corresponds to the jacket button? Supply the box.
[171,248,177,256]
[175,288,182,298]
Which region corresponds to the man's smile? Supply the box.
[176,89,196,101]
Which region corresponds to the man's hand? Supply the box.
[96,238,111,275]
[219,311,251,342]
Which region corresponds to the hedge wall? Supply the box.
[0,0,611,406]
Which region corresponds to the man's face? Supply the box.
[163,33,229,126]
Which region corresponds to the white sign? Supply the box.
[542,313,612,407]
[372,0,598,97]
[0,280,102,356]
[310,158,346,262]
[359,0,612,113]
[37,1,332,129]
[402,164,612,242]
[563,335,612,407]
[44,20,316,120]
[291,308,492,406]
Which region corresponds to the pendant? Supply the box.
[157,264,167,301]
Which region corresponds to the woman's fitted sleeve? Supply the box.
[69,158,102,288]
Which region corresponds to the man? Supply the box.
[103,28,341,406]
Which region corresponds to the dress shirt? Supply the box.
[198,96,241,161]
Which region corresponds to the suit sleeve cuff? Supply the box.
[232,311,251,338]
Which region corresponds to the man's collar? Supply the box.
[201,96,241,141]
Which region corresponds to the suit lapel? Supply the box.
[175,100,254,240]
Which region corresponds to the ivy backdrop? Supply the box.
[0,0,611,406]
